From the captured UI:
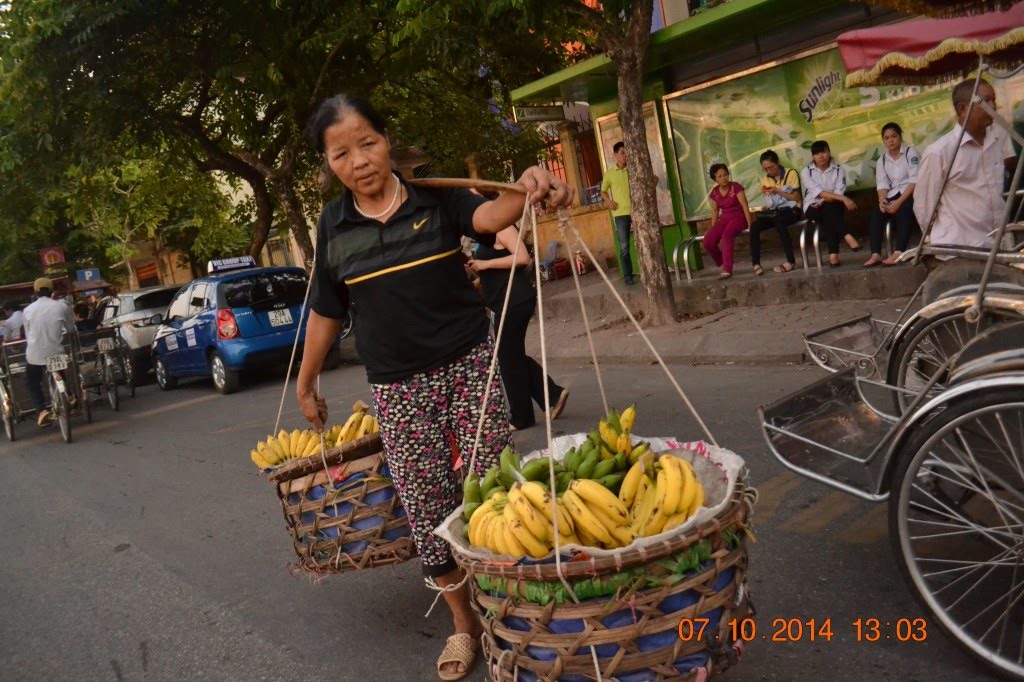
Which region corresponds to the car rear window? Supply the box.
[132,289,178,313]
[220,271,307,311]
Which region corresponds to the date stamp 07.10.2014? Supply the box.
[678,617,928,644]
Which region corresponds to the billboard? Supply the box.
[665,46,1024,219]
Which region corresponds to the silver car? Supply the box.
[95,285,182,381]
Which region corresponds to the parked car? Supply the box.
[150,262,340,394]
[95,285,181,381]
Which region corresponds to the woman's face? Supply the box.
[714,168,730,186]
[812,149,831,168]
[761,159,781,177]
[882,128,902,153]
[323,112,392,197]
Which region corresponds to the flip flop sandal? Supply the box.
[718,272,732,280]
[437,633,477,681]
[753,265,764,276]
[772,264,794,274]
[863,258,881,268]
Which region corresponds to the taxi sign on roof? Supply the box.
[207,256,256,275]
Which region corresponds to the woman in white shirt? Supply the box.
[864,123,920,267]
[801,140,861,267]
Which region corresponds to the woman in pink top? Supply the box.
[703,163,753,279]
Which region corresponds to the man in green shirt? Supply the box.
[600,141,635,285]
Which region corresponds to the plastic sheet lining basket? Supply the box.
[453,481,754,682]
[267,433,415,574]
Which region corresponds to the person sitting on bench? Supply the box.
[749,150,802,275]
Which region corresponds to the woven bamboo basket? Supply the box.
[267,433,415,574]
[453,480,755,682]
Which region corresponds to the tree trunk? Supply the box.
[245,179,276,261]
[271,174,315,268]
[608,1,676,326]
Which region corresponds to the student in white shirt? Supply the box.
[801,140,861,267]
[0,304,24,341]
[864,123,921,267]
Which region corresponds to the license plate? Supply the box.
[46,355,70,372]
[268,308,293,327]
[97,338,116,352]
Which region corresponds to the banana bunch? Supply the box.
[466,482,577,558]
[559,405,648,495]
[249,400,380,470]
[620,454,705,537]
[562,479,636,549]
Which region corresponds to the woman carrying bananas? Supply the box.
[296,94,573,681]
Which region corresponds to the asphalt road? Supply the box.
[0,354,997,681]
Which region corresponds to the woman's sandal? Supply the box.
[718,272,732,280]
[437,633,478,681]
[753,265,764,276]
[772,263,795,274]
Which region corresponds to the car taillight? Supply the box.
[218,308,239,339]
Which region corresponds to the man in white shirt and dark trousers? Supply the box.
[22,278,77,427]
[913,78,1021,302]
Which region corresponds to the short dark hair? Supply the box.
[613,141,624,154]
[36,288,52,298]
[307,94,389,154]
[881,122,903,138]
[73,303,90,319]
[759,150,780,165]
[708,163,729,180]
[952,77,994,111]
[810,140,830,156]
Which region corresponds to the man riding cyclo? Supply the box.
[22,278,77,427]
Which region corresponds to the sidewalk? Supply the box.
[527,261,922,365]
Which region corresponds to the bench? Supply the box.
[674,218,897,280]
[673,218,816,281]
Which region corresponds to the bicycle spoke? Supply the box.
[909,484,1013,551]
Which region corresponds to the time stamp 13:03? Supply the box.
[678,617,929,643]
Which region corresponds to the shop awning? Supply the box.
[511,0,850,104]
[851,0,1022,18]
[840,4,1024,86]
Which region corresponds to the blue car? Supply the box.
[151,261,338,394]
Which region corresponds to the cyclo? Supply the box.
[759,23,1024,680]
[0,330,97,444]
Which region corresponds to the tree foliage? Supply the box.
[0,0,575,280]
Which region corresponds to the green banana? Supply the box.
[593,458,616,479]
[576,451,598,479]
[483,484,506,501]
[463,472,482,505]
[521,457,552,482]
[588,430,603,450]
[480,466,500,492]
[556,471,574,494]
[596,472,626,492]
[562,448,582,473]
[607,409,623,434]
[500,447,526,484]
[463,501,481,521]
[614,450,628,472]
[628,442,650,465]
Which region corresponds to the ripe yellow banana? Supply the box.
[574,522,603,549]
[688,478,705,517]
[642,508,669,537]
[616,431,631,455]
[619,459,646,507]
[631,482,658,535]
[619,405,636,433]
[337,411,363,443]
[302,433,322,458]
[288,428,301,457]
[570,479,629,526]
[354,414,375,440]
[502,517,528,557]
[485,515,505,555]
[352,399,369,414]
[507,487,551,543]
[677,459,698,518]
[295,430,312,457]
[331,423,343,443]
[563,490,614,546]
[520,482,554,520]
[506,514,549,558]
[659,456,683,516]
[663,511,689,531]
[599,420,619,451]
[469,497,499,546]
[265,435,286,463]
[250,448,273,469]
[609,524,636,548]
[588,506,633,549]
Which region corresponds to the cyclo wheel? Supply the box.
[887,308,1017,414]
[1,384,15,442]
[105,358,120,411]
[51,375,72,444]
[889,389,1024,678]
